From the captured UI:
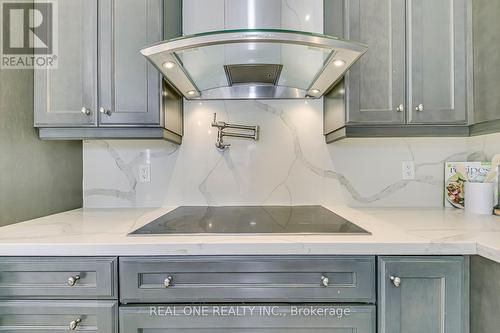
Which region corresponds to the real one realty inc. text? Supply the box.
[149,305,352,318]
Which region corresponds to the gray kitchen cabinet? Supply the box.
[378,256,468,333]
[119,256,376,304]
[407,0,468,124]
[469,0,500,135]
[120,305,376,333]
[324,0,471,141]
[470,256,500,333]
[35,0,183,142]
[0,300,118,332]
[343,0,406,125]
[98,0,162,126]
[34,0,98,127]
[0,257,118,299]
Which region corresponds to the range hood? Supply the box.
[141,29,367,100]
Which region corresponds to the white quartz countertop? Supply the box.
[0,206,499,263]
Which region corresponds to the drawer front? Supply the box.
[120,304,375,333]
[0,257,117,299]
[120,256,375,303]
[0,300,118,332]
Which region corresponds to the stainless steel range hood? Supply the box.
[141,29,367,100]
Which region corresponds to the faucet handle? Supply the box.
[212,113,221,127]
[212,113,227,128]
[212,113,222,128]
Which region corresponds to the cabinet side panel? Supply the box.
[470,256,500,333]
[473,0,500,124]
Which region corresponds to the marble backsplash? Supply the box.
[83,100,500,208]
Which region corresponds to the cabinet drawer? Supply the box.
[120,256,375,303]
[0,300,117,332]
[120,304,375,333]
[0,257,117,299]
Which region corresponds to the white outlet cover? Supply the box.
[139,164,151,183]
[402,161,416,180]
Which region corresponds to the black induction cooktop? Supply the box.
[129,206,370,235]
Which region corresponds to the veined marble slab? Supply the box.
[0,206,499,263]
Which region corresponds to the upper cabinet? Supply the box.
[98,0,162,126]
[470,0,500,134]
[325,0,473,142]
[34,0,98,127]
[407,0,468,124]
[344,0,406,125]
[35,0,183,143]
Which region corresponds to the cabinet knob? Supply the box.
[99,107,112,116]
[396,104,404,112]
[390,275,401,287]
[81,107,91,116]
[164,276,173,288]
[69,318,81,330]
[67,275,80,287]
[415,104,424,112]
[321,275,329,287]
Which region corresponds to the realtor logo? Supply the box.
[1,0,58,68]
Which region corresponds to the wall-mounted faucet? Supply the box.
[211,113,259,150]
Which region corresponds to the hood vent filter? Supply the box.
[224,64,283,86]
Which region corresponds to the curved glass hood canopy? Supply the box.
[141,29,367,100]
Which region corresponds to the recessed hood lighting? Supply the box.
[141,29,367,100]
[163,61,176,69]
[333,59,346,67]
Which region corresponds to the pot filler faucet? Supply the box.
[211,113,259,150]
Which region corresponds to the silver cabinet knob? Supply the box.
[164,276,173,288]
[390,275,401,287]
[99,107,111,116]
[67,275,80,287]
[81,107,91,116]
[69,318,81,330]
[396,104,404,112]
[415,104,424,112]
[321,275,329,287]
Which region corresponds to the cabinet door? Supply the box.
[344,0,406,124]
[98,0,162,126]
[378,256,467,333]
[408,0,468,124]
[120,305,375,333]
[34,0,97,127]
[0,300,117,332]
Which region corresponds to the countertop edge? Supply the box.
[0,241,481,258]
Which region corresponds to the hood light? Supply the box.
[333,59,346,67]
[310,89,321,95]
[163,61,176,69]
[187,90,197,96]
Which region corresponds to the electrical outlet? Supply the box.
[402,161,416,180]
[139,164,151,183]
